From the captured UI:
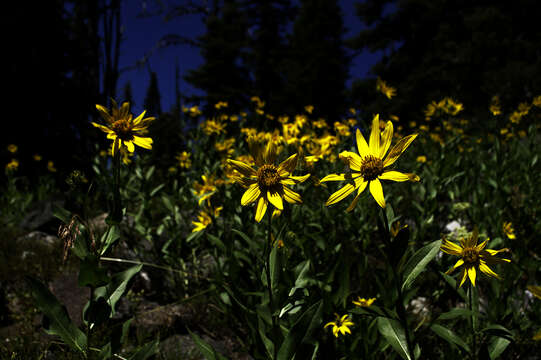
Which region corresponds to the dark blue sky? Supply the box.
[117,0,384,114]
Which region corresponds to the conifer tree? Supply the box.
[144,71,162,116]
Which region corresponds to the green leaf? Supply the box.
[401,240,441,291]
[430,324,470,353]
[26,276,87,354]
[488,336,511,359]
[277,300,323,360]
[288,260,311,297]
[52,204,71,223]
[257,311,275,359]
[436,308,472,321]
[94,264,142,314]
[377,317,411,360]
[100,225,121,255]
[128,339,159,360]
[481,324,514,341]
[187,328,227,360]
[440,272,467,301]
[149,183,165,197]
[207,234,226,253]
[83,297,111,326]
[270,242,280,294]
[78,257,110,287]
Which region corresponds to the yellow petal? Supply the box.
[278,153,298,173]
[449,258,464,273]
[383,134,417,167]
[467,267,476,286]
[346,179,368,212]
[320,173,347,182]
[459,268,468,288]
[479,261,499,279]
[326,183,356,206]
[356,128,370,157]
[440,240,463,255]
[263,141,277,164]
[379,170,419,182]
[369,114,381,156]
[379,121,393,158]
[267,191,284,210]
[133,136,153,149]
[227,159,257,177]
[255,197,268,222]
[125,140,135,153]
[132,110,147,126]
[287,174,311,183]
[283,186,302,204]
[92,122,113,133]
[241,184,261,205]
[339,151,363,171]
[111,138,120,157]
[369,179,385,208]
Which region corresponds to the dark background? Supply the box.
[4,0,540,180]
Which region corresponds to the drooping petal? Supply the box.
[267,191,284,210]
[241,183,261,205]
[278,153,298,174]
[283,186,302,204]
[263,141,278,164]
[227,159,257,177]
[369,114,381,156]
[458,268,468,287]
[383,134,418,167]
[445,258,464,274]
[133,136,153,149]
[326,183,356,206]
[95,105,113,123]
[356,128,370,158]
[92,122,113,133]
[369,179,386,208]
[111,138,120,157]
[286,174,311,183]
[479,261,500,279]
[379,170,419,182]
[476,239,488,251]
[346,179,368,212]
[467,267,477,286]
[125,140,135,153]
[255,197,268,223]
[339,151,363,171]
[379,120,394,159]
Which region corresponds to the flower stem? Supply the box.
[380,208,415,360]
[469,285,477,359]
[265,213,278,359]
[112,149,122,223]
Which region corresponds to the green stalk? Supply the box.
[112,146,122,223]
[380,208,415,360]
[265,213,278,359]
[468,285,477,359]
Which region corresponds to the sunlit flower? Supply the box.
[192,206,223,233]
[7,144,17,153]
[440,228,511,287]
[322,114,419,210]
[5,159,19,172]
[502,222,516,240]
[376,77,396,99]
[227,141,309,222]
[324,314,354,338]
[176,151,192,169]
[193,174,219,206]
[92,100,154,156]
[352,297,376,307]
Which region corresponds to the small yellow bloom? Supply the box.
[5,159,19,172]
[489,96,502,116]
[352,297,376,307]
[201,119,226,135]
[324,314,354,338]
[502,222,516,240]
[176,151,192,169]
[192,206,223,233]
[7,144,17,153]
[214,101,228,109]
[227,141,310,223]
[304,105,314,114]
[92,100,154,156]
[440,228,511,288]
[193,174,219,206]
[33,154,42,161]
[533,95,541,107]
[322,114,419,210]
[47,161,57,172]
[376,77,396,99]
[416,155,427,163]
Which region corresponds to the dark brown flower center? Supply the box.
[462,248,479,264]
[112,119,133,140]
[257,164,281,192]
[360,155,384,181]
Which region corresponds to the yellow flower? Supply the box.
[304,105,314,114]
[533,95,541,107]
[215,138,235,157]
[502,222,516,240]
[334,121,350,137]
[376,77,396,99]
[322,114,419,210]
[416,155,427,163]
[324,314,354,338]
[47,161,57,172]
[214,101,228,109]
[5,159,19,172]
[201,119,226,135]
[92,100,154,156]
[352,297,376,307]
[489,96,502,116]
[193,174,219,206]
[440,228,511,288]
[33,154,42,161]
[7,144,17,153]
[227,141,310,223]
[176,151,192,169]
[192,206,223,233]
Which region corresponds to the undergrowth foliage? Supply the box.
[2,91,541,359]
